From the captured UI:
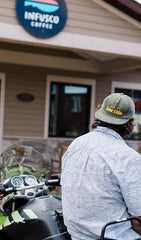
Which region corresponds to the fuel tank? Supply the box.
[0,195,71,240]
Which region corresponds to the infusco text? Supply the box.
[24,11,60,24]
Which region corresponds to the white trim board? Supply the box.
[0,23,141,58]
[112,81,141,92]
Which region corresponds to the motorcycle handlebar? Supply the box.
[0,174,61,196]
[0,183,45,196]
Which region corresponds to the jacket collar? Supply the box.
[94,126,124,141]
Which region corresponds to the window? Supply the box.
[112,81,141,140]
[45,76,95,138]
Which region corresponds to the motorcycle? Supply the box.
[0,140,141,240]
[0,140,71,240]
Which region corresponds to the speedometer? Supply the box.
[25,175,38,186]
[11,176,24,187]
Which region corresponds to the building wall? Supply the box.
[4,71,46,138]
[0,0,140,43]
[3,67,141,139]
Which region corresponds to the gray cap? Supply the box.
[95,93,135,125]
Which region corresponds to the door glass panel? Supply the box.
[49,82,91,138]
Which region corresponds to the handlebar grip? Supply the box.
[45,174,61,186]
[0,185,6,194]
[0,184,14,195]
[45,179,60,186]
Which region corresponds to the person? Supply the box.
[61,93,141,240]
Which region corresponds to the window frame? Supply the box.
[44,75,96,139]
[112,81,141,144]
[112,81,141,93]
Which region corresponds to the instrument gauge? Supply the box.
[25,175,38,186]
[11,176,24,188]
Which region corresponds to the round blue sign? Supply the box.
[16,0,67,38]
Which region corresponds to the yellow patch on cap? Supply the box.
[106,106,123,115]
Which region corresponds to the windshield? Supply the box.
[0,140,51,183]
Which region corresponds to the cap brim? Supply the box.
[95,109,129,125]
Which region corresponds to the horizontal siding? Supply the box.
[4,72,46,137]
[69,12,133,27]
[0,0,141,43]
[0,0,16,23]
[0,0,15,7]
[65,27,141,42]
[95,75,111,107]
[65,1,141,42]
[67,19,140,36]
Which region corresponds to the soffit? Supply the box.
[0,41,140,74]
